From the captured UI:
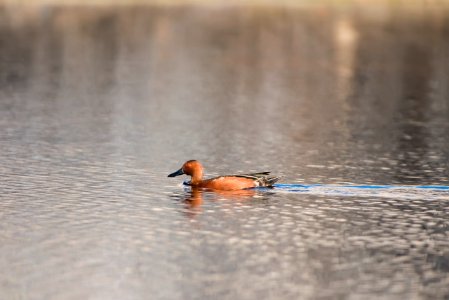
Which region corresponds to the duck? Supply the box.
[168,160,279,191]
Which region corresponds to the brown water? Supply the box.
[1,4,449,300]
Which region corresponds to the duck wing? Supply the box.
[231,172,280,187]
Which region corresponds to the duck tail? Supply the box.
[260,176,280,187]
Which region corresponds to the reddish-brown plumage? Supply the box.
[197,176,257,190]
[168,160,279,191]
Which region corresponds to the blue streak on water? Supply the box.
[415,185,449,190]
[273,184,449,190]
[259,184,449,200]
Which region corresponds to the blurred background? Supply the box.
[1,0,449,299]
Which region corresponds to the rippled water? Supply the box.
[1,3,449,300]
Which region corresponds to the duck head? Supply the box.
[168,160,204,183]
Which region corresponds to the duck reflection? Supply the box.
[174,187,261,219]
[186,187,257,206]
[184,188,204,209]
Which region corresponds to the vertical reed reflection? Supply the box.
[395,27,432,183]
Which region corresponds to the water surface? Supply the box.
[0,4,449,299]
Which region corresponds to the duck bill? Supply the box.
[168,168,184,177]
